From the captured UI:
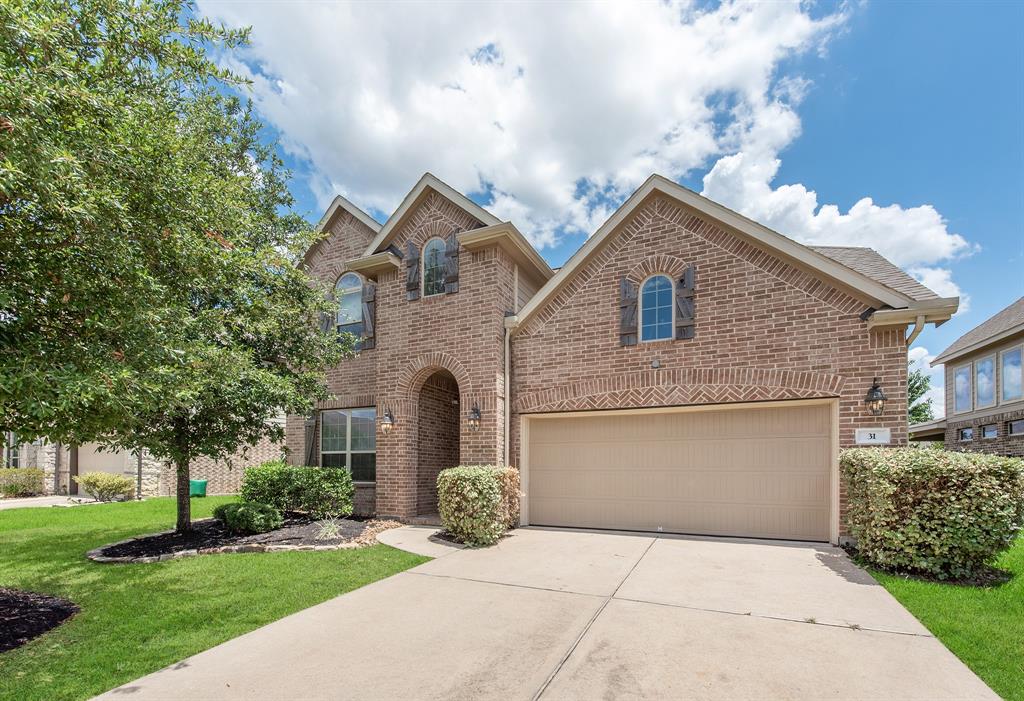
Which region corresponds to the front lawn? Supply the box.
[0,497,428,700]
[872,537,1024,701]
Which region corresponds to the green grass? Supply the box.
[0,497,429,700]
[872,537,1024,701]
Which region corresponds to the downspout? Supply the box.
[54,443,62,494]
[136,451,143,500]
[504,323,511,466]
[906,314,926,345]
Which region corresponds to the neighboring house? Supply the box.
[2,419,284,497]
[909,297,1024,457]
[289,172,957,545]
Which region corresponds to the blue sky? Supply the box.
[203,0,1023,416]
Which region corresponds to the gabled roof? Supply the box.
[809,247,938,302]
[510,174,959,332]
[315,193,382,234]
[362,173,501,257]
[932,297,1024,365]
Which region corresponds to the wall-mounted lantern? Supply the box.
[467,403,482,432]
[864,378,887,416]
[379,408,395,435]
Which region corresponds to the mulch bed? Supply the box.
[1,588,79,653]
[90,516,401,563]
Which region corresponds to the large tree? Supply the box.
[0,0,347,531]
[908,361,935,425]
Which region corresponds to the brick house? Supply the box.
[909,297,1024,457]
[288,173,958,543]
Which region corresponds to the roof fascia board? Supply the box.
[931,324,1024,366]
[315,194,382,234]
[866,305,958,331]
[362,173,501,257]
[457,222,555,283]
[345,251,402,277]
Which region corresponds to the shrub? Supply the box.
[74,472,135,502]
[842,448,1024,579]
[240,460,353,519]
[0,467,45,497]
[213,502,283,535]
[437,465,521,547]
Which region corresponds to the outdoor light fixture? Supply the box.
[380,408,395,435]
[467,403,482,432]
[864,378,887,416]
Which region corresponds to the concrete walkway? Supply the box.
[96,527,997,700]
[0,495,94,510]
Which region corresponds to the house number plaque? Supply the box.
[855,428,891,445]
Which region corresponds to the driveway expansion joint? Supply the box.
[407,570,606,599]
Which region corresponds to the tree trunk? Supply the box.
[175,458,191,533]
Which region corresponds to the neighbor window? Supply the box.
[320,408,376,482]
[954,365,972,413]
[640,275,673,342]
[981,424,998,439]
[958,427,974,441]
[422,238,446,297]
[975,355,996,409]
[335,273,363,339]
[3,432,18,468]
[1001,346,1023,403]
[1009,419,1024,436]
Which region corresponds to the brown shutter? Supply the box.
[619,277,638,346]
[675,264,695,340]
[304,414,317,466]
[405,241,420,301]
[444,231,460,294]
[361,281,376,350]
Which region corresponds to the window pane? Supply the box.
[321,453,347,468]
[954,366,972,413]
[320,410,347,453]
[976,357,995,407]
[423,239,446,296]
[1009,419,1024,435]
[336,273,362,326]
[1002,348,1023,402]
[640,276,673,341]
[350,408,376,451]
[350,453,376,482]
[981,424,997,439]
[959,428,973,441]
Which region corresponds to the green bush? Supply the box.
[842,448,1024,579]
[0,467,45,497]
[213,502,283,535]
[437,465,520,547]
[74,472,135,501]
[240,460,353,519]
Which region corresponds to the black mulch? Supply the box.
[99,515,370,559]
[1,588,79,653]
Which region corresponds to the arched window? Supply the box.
[422,238,446,297]
[640,275,673,342]
[335,272,363,338]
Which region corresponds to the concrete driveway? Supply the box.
[97,528,997,700]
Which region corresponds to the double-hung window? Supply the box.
[1001,346,1023,403]
[320,408,376,482]
[335,273,364,340]
[953,365,972,413]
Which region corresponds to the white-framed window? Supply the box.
[980,424,998,439]
[975,355,996,409]
[335,272,364,339]
[953,364,972,414]
[3,431,19,468]
[639,274,673,342]
[320,408,377,482]
[958,427,974,441]
[1008,419,1024,436]
[422,238,446,297]
[1000,345,1023,403]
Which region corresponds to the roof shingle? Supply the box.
[808,246,939,302]
[934,297,1024,362]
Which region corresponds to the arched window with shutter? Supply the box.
[639,274,673,342]
[335,272,364,338]
[422,238,446,297]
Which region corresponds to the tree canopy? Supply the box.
[908,362,935,425]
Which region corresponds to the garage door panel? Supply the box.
[527,402,832,541]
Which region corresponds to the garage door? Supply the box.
[526,402,833,541]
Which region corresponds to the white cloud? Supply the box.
[909,346,945,420]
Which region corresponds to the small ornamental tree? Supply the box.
[908,360,935,425]
[0,0,351,531]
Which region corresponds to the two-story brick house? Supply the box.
[910,297,1024,457]
[288,173,958,543]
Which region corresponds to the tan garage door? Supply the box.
[526,402,833,541]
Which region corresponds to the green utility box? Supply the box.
[189,479,208,497]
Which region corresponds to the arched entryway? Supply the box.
[416,369,461,516]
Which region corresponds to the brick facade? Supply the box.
[945,408,1024,458]
[157,432,285,497]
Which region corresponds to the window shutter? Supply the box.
[405,241,420,301]
[444,231,460,294]
[619,277,638,346]
[304,414,317,466]
[675,264,696,340]
[360,281,376,350]
[318,305,334,334]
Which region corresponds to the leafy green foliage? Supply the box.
[0,467,44,497]
[437,465,520,547]
[73,472,135,501]
[842,448,1024,578]
[0,1,350,531]
[240,461,354,519]
[908,360,935,424]
[213,501,283,535]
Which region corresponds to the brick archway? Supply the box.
[396,351,472,401]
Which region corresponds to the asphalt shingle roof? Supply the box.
[808,246,939,302]
[935,297,1024,361]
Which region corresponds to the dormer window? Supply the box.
[335,272,364,338]
[422,238,446,297]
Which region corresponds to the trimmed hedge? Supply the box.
[842,448,1024,579]
[213,502,283,534]
[437,465,520,547]
[74,472,135,501]
[240,460,353,519]
[0,467,45,497]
